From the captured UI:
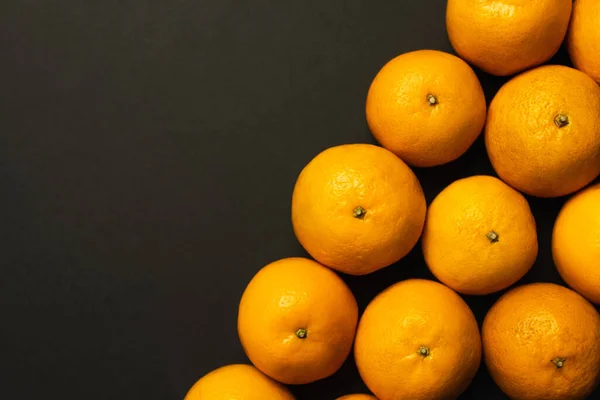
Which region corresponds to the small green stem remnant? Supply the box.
[486,231,500,243]
[417,346,430,357]
[427,94,438,106]
[353,206,366,219]
[295,328,308,339]
[552,357,566,369]
[554,114,569,128]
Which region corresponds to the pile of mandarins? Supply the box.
[186,1,600,399]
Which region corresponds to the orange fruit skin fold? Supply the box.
[447,0,572,76]
[183,364,295,400]
[485,65,600,198]
[366,50,486,167]
[483,283,600,400]
[568,0,600,84]
[354,279,481,400]
[553,183,600,304]
[336,395,378,400]
[238,257,358,384]
[292,144,426,275]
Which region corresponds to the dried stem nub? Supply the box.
[486,231,499,243]
[552,357,566,369]
[353,206,366,219]
[554,114,569,128]
[295,328,307,339]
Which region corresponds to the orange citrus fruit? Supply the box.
[568,0,600,84]
[184,364,295,400]
[238,257,358,384]
[483,283,600,400]
[292,144,426,275]
[447,0,572,76]
[422,175,537,295]
[354,279,481,400]
[366,50,486,167]
[336,395,378,400]
[553,183,600,304]
[485,65,600,197]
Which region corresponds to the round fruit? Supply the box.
[366,50,486,167]
[238,257,358,384]
[354,279,481,400]
[292,144,426,275]
[446,0,572,76]
[184,364,295,400]
[553,183,600,304]
[568,0,600,84]
[485,65,600,197]
[483,283,600,400]
[336,395,378,400]
[422,175,537,295]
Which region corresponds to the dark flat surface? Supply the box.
[1,1,597,399]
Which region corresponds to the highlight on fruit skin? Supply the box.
[291,143,426,275]
[183,364,295,400]
[446,0,572,76]
[366,50,486,167]
[568,0,600,84]
[336,394,378,400]
[485,65,600,198]
[422,175,538,295]
[483,283,600,400]
[552,183,600,304]
[354,279,481,400]
[237,257,358,385]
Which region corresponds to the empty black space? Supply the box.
[1,0,597,399]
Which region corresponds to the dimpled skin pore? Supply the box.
[354,279,482,400]
[485,65,600,198]
[553,184,600,304]
[336,395,378,400]
[366,50,486,167]
[482,283,600,400]
[238,258,358,385]
[446,0,572,76]
[292,144,426,275]
[422,175,538,295]
[568,0,600,84]
[184,364,295,400]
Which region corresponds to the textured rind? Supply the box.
[447,0,572,76]
[366,50,486,167]
[292,144,426,275]
[483,283,600,400]
[354,279,481,400]
[238,258,358,384]
[553,183,600,304]
[422,175,537,295]
[568,0,600,84]
[184,364,295,400]
[485,65,600,197]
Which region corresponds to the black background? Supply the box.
[2,0,598,399]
